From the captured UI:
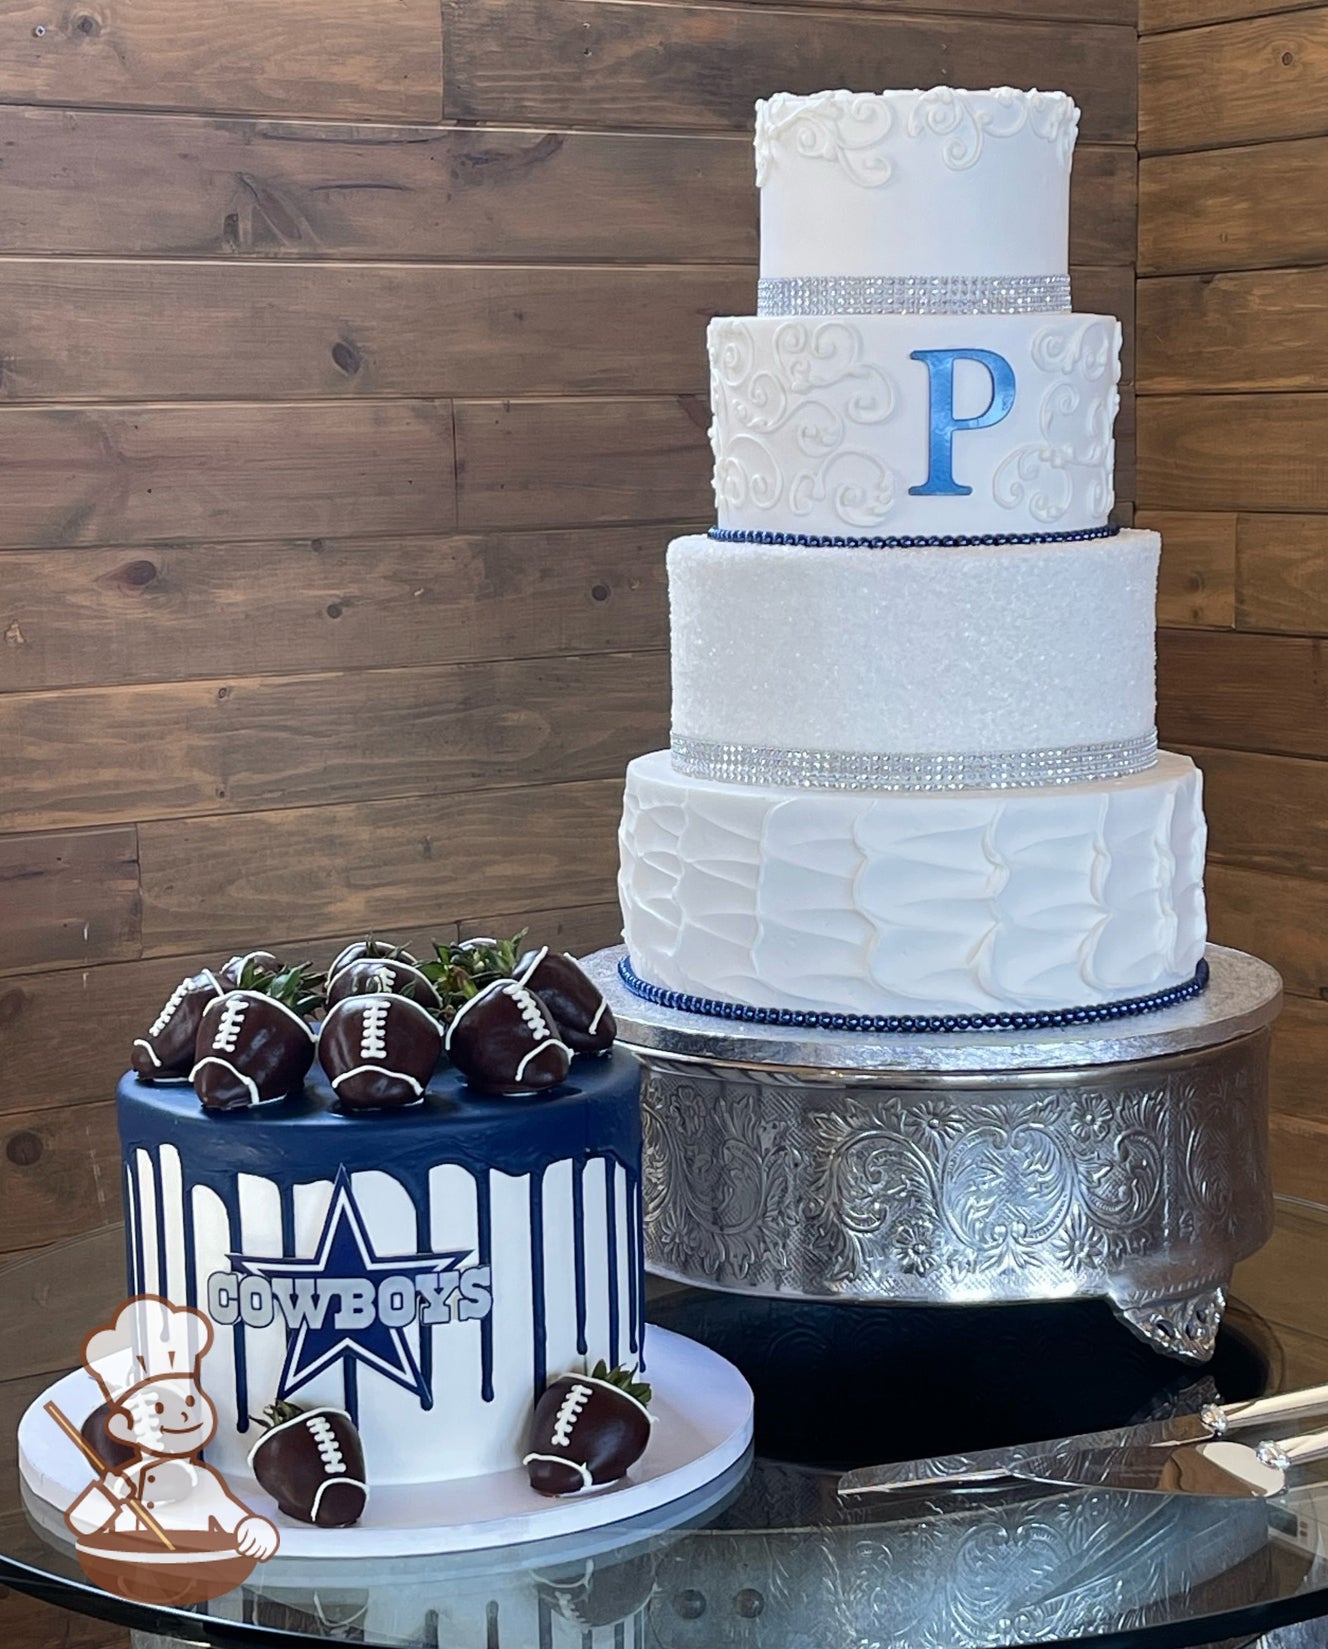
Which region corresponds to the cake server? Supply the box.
[1007,1422,1328,1500]
[837,1382,1328,1498]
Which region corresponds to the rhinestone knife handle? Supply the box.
[1212,1382,1328,1435]
[1255,1424,1328,1472]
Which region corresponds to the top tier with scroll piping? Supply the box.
[757,88,1079,284]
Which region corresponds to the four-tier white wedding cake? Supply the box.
[618,87,1208,1025]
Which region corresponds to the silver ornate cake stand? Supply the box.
[584,946,1280,1363]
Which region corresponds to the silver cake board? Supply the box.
[584,945,1281,1363]
[18,1326,753,1560]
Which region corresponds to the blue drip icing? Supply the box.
[212,1172,249,1432]
[614,1623,625,1649]
[625,1169,638,1359]
[529,1171,547,1400]
[181,1171,197,1309]
[343,1357,359,1430]
[583,1633,594,1649]
[538,1593,552,1649]
[476,1170,494,1403]
[114,1052,643,1419]
[633,1614,644,1649]
[417,1199,434,1402]
[124,1162,143,1295]
[152,1153,168,1296]
[279,1182,295,1258]
[605,1157,620,1371]
[572,1157,588,1357]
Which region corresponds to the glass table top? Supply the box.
[2,1204,1328,1649]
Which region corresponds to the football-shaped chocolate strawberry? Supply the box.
[327,938,417,982]
[514,947,617,1056]
[218,949,281,988]
[249,1402,367,1528]
[525,1364,653,1496]
[445,978,571,1097]
[82,1401,137,1471]
[318,993,442,1110]
[191,991,316,1110]
[325,956,442,1012]
[131,969,226,1080]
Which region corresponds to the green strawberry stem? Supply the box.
[590,1359,653,1409]
[420,930,529,1022]
[236,958,324,1019]
[259,1399,306,1429]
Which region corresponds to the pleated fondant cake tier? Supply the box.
[616,86,1209,1024]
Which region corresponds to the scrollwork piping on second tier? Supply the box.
[754,90,896,188]
[904,86,1080,171]
[992,319,1121,525]
[710,318,899,528]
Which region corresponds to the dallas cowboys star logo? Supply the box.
[231,1167,469,1409]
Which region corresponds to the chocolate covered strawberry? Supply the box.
[419,931,527,1020]
[249,1401,367,1528]
[525,1363,653,1496]
[218,949,281,988]
[319,992,442,1110]
[192,990,316,1110]
[82,1401,137,1471]
[131,968,226,1080]
[327,937,417,983]
[325,956,441,1012]
[514,947,616,1056]
[445,977,570,1096]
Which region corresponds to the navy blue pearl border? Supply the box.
[707,525,1122,550]
[618,954,1210,1036]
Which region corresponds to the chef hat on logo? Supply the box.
[83,1296,214,1405]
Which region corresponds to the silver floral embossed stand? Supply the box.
[584,945,1280,1363]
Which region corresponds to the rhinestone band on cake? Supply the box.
[617,954,1210,1035]
[670,732,1160,793]
[756,273,1072,317]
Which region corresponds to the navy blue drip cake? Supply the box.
[118,1051,643,1491]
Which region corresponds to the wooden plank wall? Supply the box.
[0,8,1135,1638]
[1138,1,1328,1201]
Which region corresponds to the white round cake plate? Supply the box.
[18,1326,753,1559]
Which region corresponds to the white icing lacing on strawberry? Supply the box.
[212,995,248,1053]
[359,998,390,1060]
[505,980,550,1040]
[551,1383,593,1448]
[308,1413,345,1474]
[149,977,191,1038]
[363,963,394,992]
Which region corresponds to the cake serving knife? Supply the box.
[837,1381,1328,1499]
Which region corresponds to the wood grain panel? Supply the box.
[1140,139,1328,274]
[0,401,453,549]
[1139,269,1328,392]
[1271,1112,1328,1205]
[0,0,441,122]
[0,828,140,976]
[1158,628,1328,758]
[0,108,1138,270]
[1138,394,1328,513]
[442,0,1136,140]
[0,1101,121,1254]
[0,261,750,401]
[137,779,625,956]
[0,654,667,831]
[458,903,622,958]
[1270,993,1328,1121]
[1236,513,1328,635]
[1137,509,1236,627]
[1140,10,1328,154]
[1143,0,1325,27]
[1182,745,1328,878]
[1206,862,1328,1000]
[456,398,713,530]
[0,527,675,693]
[681,0,1133,16]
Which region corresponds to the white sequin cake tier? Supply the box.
[668,529,1159,766]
